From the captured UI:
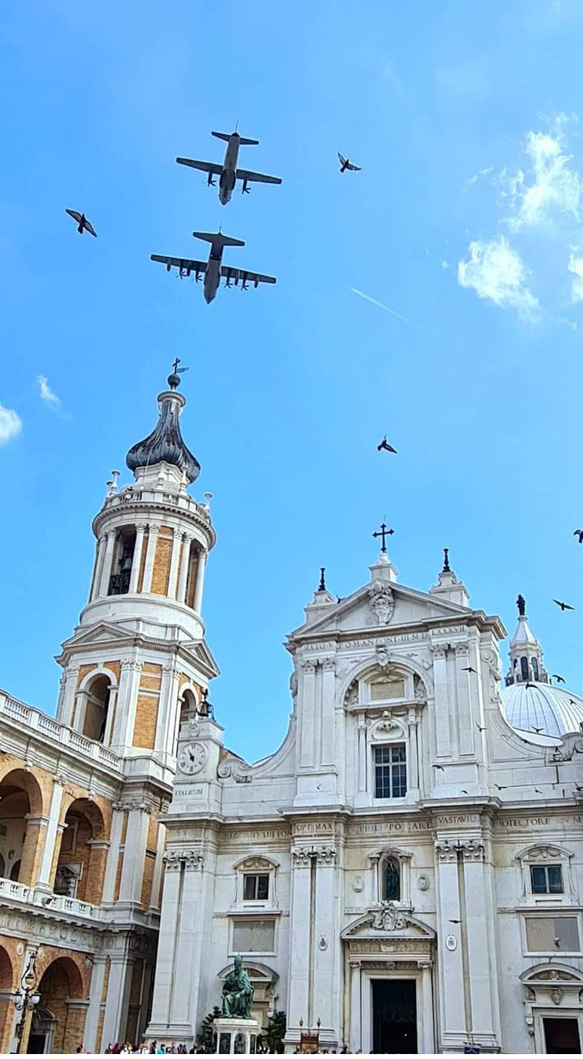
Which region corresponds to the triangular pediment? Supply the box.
[59,621,135,651]
[181,639,220,677]
[341,904,436,941]
[290,581,471,643]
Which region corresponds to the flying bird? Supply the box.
[494,783,507,790]
[338,152,361,173]
[462,666,477,673]
[66,209,97,237]
[553,599,575,611]
[552,674,566,683]
[449,919,462,925]
[460,789,468,795]
[531,726,544,734]
[432,764,445,771]
[377,436,397,454]
[574,530,583,543]
[525,682,538,690]
[476,724,486,732]
[534,788,543,794]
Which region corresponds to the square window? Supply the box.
[374,744,407,799]
[530,864,564,895]
[243,873,270,901]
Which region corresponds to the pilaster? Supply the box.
[141,525,159,593]
[129,523,147,593]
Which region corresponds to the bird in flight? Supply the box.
[531,726,544,734]
[552,674,566,683]
[574,530,583,543]
[377,435,397,454]
[462,665,477,674]
[476,724,486,732]
[525,682,538,690]
[432,764,445,771]
[534,788,543,794]
[460,789,468,795]
[449,919,462,925]
[553,599,575,611]
[338,151,361,173]
[494,783,507,790]
[66,209,97,237]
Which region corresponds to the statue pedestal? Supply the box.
[213,1016,260,1054]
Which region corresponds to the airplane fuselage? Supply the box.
[203,249,223,303]
[219,135,241,205]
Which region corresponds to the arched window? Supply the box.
[184,543,200,610]
[531,657,539,681]
[520,657,529,682]
[382,856,401,901]
[82,675,111,742]
[108,528,136,595]
[10,860,21,881]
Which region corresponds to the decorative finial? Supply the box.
[318,567,326,592]
[372,522,394,554]
[167,357,189,391]
[517,594,526,617]
[442,547,451,573]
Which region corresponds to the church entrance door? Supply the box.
[543,1017,581,1054]
[372,979,417,1054]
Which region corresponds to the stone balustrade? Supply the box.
[0,690,122,771]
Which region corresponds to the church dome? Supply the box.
[126,370,200,484]
[501,681,583,738]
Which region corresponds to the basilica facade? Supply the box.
[1,374,583,1054]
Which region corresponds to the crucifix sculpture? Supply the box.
[372,522,394,554]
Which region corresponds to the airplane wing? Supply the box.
[176,157,223,176]
[151,254,208,276]
[235,168,282,186]
[221,265,276,286]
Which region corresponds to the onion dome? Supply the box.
[126,369,200,483]
[501,682,583,738]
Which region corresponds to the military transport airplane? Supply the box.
[151,231,276,304]
[176,130,282,205]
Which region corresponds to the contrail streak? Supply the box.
[350,287,409,323]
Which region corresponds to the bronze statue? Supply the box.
[222,956,254,1019]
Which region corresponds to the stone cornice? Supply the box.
[286,611,506,653]
[92,499,216,549]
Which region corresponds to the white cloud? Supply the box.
[463,166,493,192]
[568,251,583,302]
[37,375,64,414]
[457,236,540,321]
[504,116,583,229]
[0,403,22,445]
[440,260,450,270]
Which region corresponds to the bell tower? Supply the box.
[55,366,219,762]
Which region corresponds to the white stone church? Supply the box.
[1,374,582,1054]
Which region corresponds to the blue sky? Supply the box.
[2,0,583,761]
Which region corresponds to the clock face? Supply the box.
[177,742,207,775]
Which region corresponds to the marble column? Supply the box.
[168,853,206,1031]
[455,643,474,757]
[98,531,117,597]
[166,529,182,600]
[349,960,362,1054]
[129,523,147,594]
[299,662,317,767]
[148,816,167,911]
[312,847,342,1042]
[418,962,436,1053]
[36,774,66,889]
[434,840,466,1045]
[141,526,159,593]
[156,663,181,759]
[118,804,151,906]
[147,860,184,1034]
[286,851,313,1036]
[431,644,452,758]
[57,665,80,727]
[407,710,420,795]
[89,535,107,601]
[101,953,134,1049]
[463,844,501,1048]
[320,659,336,767]
[83,957,107,1052]
[176,533,193,604]
[101,808,125,904]
[192,549,207,613]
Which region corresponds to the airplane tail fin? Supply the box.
[193,231,245,249]
[212,130,259,146]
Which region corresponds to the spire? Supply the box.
[442,547,451,573]
[429,548,469,606]
[318,567,327,592]
[505,595,549,686]
[126,366,200,484]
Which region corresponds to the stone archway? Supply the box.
[54,798,107,904]
[0,768,46,886]
[0,945,15,1053]
[32,956,87,1054]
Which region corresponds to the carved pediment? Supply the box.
[341,903,435,941]
[181,639,220,677]
[520,963,583,985]
[60,621,132,650]
[290,583,471,642]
